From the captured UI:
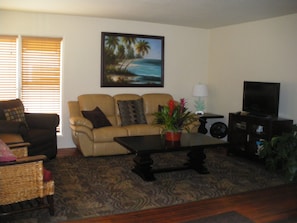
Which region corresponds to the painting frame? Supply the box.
[101,32,164,87]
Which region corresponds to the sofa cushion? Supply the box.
[82,107,112,128]
[142,93,173,114]
[117,99,147,126]
[142,93,173,124]
[0,134,24,144]
[93,126,128,142]
[78,94,117,126]
[124,124,161,136]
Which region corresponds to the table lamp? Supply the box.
[193,84,208,115]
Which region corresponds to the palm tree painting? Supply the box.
[101,32,164,87]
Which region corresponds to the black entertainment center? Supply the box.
[228,81,293,159]
[228,113,293,158]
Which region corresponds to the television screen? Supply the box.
[242,81,280,117]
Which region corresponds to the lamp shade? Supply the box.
[193,84,208,97]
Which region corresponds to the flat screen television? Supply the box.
[242,81,280,117]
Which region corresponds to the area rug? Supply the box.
[3,150,286,223]
[185,211,254,223]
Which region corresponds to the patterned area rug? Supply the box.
[3,149,286,223]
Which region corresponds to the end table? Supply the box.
[198,113,224,134]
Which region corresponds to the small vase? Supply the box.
[165,131,182,141]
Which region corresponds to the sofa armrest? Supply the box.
[69,116,94,140]
[0,120,29,135]
[69,116,93,129]
[25,113,59,129]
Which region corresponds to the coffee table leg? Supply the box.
[187,149,210,174]
[132,153,155,181]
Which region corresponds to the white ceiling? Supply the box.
[1,0,297,29]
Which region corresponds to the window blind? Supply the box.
[21,37,62,114]
[0,36,17,100]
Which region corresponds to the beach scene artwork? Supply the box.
[101,32,164,87]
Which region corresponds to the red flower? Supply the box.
[168,99,175,116]
[180,98,185,113]
[154,98,198,133]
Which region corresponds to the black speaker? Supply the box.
[210,122,228,138]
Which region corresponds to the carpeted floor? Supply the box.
[3,149,286,223]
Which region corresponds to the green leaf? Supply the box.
[260,124,297,182]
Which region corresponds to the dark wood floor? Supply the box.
[57,147,83,158]
[59,148,297,223]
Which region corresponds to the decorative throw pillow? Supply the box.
[4,106,27,126]
[118,99,147,126]
[0,139,17,162]
[43,167,53,182]
[158,105,164,112]
[82,107,112,128]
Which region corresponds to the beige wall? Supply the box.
[0,10,209,148]
[208,13,297,126]
[1,10,296,148]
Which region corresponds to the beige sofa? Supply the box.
[68,93,198,157]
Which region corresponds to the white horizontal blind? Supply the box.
[21,37,62,115]
[0,36,17,100]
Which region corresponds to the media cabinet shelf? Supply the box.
[227,113,293,159]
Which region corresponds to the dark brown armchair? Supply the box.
[0,99,59,159]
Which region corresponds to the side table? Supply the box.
[198,113,224,134]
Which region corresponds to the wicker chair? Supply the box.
[0,144,54,217]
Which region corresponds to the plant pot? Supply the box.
[165,131,182,141]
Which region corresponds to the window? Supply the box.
[21,37,62,114]
[0,35,17,99]
[0,36,62,129]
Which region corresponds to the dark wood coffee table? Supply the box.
[114,133,228,181]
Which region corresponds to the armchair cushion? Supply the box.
[0,120,28,135]
[82,107,112,128]
[118,99,147,126]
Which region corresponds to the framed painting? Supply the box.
[101,32,164,87]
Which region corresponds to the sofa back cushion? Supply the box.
[142,93,173,124]
[113,94,142,126]
[77,93,174,127]
[78,94,116,126]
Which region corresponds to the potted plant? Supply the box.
[259,124,297,182]
[153,98,198,141]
